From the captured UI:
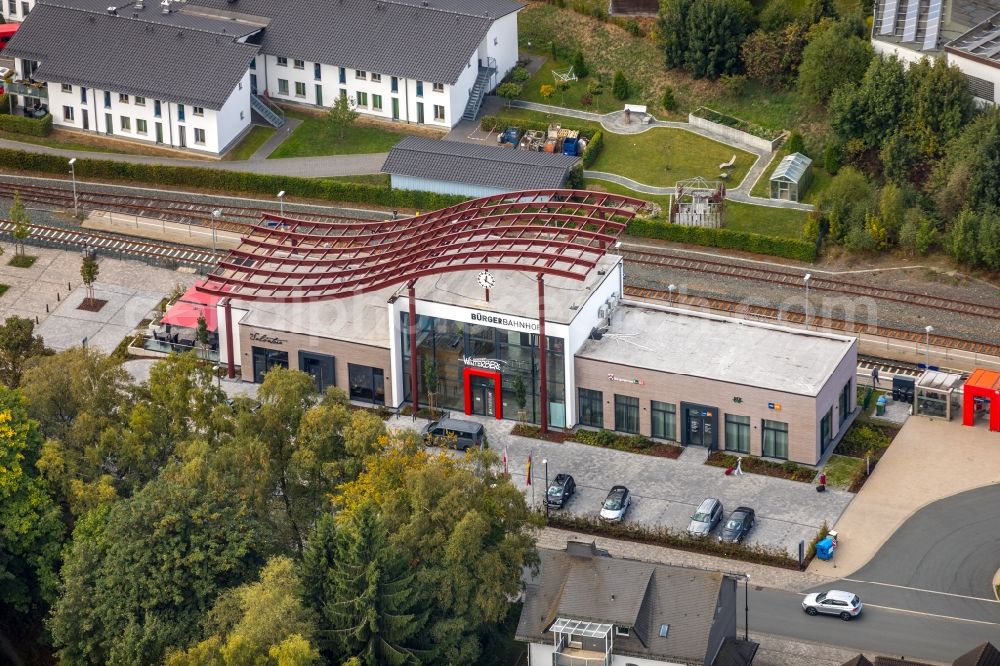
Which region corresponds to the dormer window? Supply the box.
[615,626,630,637]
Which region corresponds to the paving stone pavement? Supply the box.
[387,413,853,556]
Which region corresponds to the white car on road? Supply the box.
[802,590,863,621]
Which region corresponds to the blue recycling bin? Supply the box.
[816,537,835,561]
[876,395,887,416]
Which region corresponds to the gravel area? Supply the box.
[623,241,1000,348]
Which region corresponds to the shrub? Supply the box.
[0,112,53,137]
[823,142,842,175]
[706,451,816,482]
[581,130,604,168]
[548,513,798,568]
[565,163,584,189]
[0,93,9,115]
[628,218,817,261]
[805,521,830,561]
[540,84,555,100]
[612,70,629,100]
[572,50,589,79]
[784,131,805,155]
[509,66,530,83]
[580,93,593,108]
[0,148,465,210]
[661,87,678,112]
[587,78,604,96]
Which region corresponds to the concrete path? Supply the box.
[0,137,387,177]
[808,416,1000,578]
[584,170,675,195]
[247,118,302,161]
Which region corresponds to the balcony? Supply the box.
[5,79,48,99]
[554,648,610,666]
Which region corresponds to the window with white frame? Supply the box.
[371,73,381,83]
[277,56,288,66]
[6,0,15,16]
[193,106,204,116]
[372,94,382,111]
[19,0,26,15]
[615,626,630,637]
[293,59,304,69]
[120,116,131,132]
[62,105,74,122]
[136,118,147,134]
[61,83,72,93]
[356,91,368,107]
[355,70,366,80]
[294,81,306,97]
[118,93,129,104]
[432,82,444,93]
[433,104,445,121]
[194,128,206,144]
[134,96,145,106]
[278,79,289,95]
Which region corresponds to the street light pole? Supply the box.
[211,209,221,252]
[543,459,549,519]
[68,158,78,216]
[277,190,286,217]
[925,325,934,364]
[744,574,750,641]
[803,273,812,329]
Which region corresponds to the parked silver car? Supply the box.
[687,498,724,537]
[801,590,863,621]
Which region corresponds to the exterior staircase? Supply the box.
[462,62,497,121]
[251,94,285,128]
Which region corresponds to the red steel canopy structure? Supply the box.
[200,188,647,431]
[962,368,1000,432]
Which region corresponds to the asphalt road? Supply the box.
[752,484,1000,662]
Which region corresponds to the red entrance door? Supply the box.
[463,367,503,420]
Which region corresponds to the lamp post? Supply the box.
[211,209,221,252]
[925,325,934,364]
[543,458,549,518]
[744,574,750,641]
[68,158,78,216]
[277,190,286,216]
[803,273,812,329]
[668,283,676,305]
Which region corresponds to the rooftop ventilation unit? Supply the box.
[134,0,143,9]
[106,5,117,14]
[161,0,171,13]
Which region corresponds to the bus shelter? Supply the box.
[914,369,962,420]
[962,368,1000,432]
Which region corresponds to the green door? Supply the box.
[315,84,323,107]
[391,97,399,120]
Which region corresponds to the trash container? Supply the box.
[875,395,887,416]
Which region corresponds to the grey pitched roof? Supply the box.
[770,152,812,183]
[516,540,728,663]
[5,2,260,109]
[187,0,523,84]
[953,643,1000,666]
[382,137,579,191]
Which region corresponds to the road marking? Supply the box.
[789,592,1000,626]
[840,578,1000,603]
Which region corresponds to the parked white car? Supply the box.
[599,485,631,522]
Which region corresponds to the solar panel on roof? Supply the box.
[923,0,941,48]
[880,0,900,35]
[902,0,920,42]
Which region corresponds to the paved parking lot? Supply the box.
[388,414,854,556]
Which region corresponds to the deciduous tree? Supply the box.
[797,24,872,104]
[327,95,359,140]
[10,191,29,257]
[0,315,51,388]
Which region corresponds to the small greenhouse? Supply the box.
[769,152,812,202]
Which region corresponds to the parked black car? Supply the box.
[546,473,576,508]
[718,506,756,543]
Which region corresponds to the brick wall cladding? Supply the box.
[573,357,822,464]
[239,325,392,400]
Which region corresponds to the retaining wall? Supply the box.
[688,113,783,152]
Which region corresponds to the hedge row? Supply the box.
[0,93,8,115]
[0,148,467,210]
[0,112,52,137]
[581,129,603,168]
[628,217,817,262]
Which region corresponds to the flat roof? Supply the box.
[576,302,856,396]
[413,254,621,325]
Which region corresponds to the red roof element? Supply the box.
[197,189,646,303]
[162,279,225,330]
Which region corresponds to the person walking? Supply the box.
[734,456,744,476]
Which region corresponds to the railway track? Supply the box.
[0,220,223,268]
[622,285,1000,357]
[622,248,1000,322]
[0,181,367,235]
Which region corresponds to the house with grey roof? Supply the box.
[4,0,522,154]
[517,540,758,666]
[871,0,999,106]
[381,136,580,198]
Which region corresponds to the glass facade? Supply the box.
[762,419,789,459]
[400,313,565,425]
[724,414,750,453]
[614,394,640,434]
[650,401,676,441]
[578,388,603,428]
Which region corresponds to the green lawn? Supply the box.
[707,82,821,144]
[518,55,636,114]
[725,201,809,239]
[583,178,671,209]
[822,454,864,490]
[225,125,276,161]
[593,129,753,187]
[8,255,37,268]
[268,110,412,158]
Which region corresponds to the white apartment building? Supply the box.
[1,0,34,22]
[872,0,1000,105]
[4,0,523,155]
